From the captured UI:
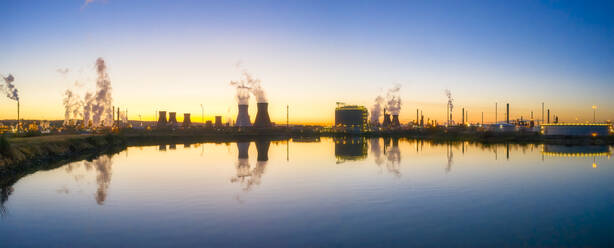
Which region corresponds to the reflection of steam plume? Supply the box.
[85,155,113,205]
[385,138,401,177]
[386,84,401,115]
[231,142,251,185]
[370,96,385,125]
[370,138,384,166]
[231,140,271,192]
[1,74,19,101]
[446,143,454,173]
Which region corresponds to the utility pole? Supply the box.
[286,104,289,128]
[495,102,498,124]
[200,104,204,124]
[542,102,544,124]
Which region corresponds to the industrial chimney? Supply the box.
[168,112,178,127]
[235,104,252,127]
[392,115,400,127]
[183,113,191,127]
[254,102,272,128]
[157,111,167,126]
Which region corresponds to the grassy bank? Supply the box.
[0,134,126,176]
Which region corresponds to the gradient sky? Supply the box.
[1,0,613,125]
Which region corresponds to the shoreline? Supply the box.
[1,131,613,176]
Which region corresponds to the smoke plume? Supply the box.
[230,64,267,103]
[230,79,251,105]
[56,68,69,77]
[445,89,454,114]
[386,84,401,115]
[79,58,113,127]
[1,74,19,101]
[370,95,385,124]
[63,89,84,125]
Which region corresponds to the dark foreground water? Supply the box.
[1,138,613,247]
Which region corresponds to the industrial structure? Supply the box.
[254,103,272,128]
[215,116,223,128]
[157,111,167,126]
[541,123,610,137]
[183,113,191,127]
[335,104,368,132]
[168,112,178,127]
[235,104,252,127]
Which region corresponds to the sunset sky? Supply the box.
[1,0,613,125]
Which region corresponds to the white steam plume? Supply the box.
[445,89,454,114]
[63,90,84,125]
[1,74,19,101]
[386,84,401,115]
[83,58,113,127]
[370,95,385,124]
[229,79,251,105]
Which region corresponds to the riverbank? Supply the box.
[1,130,613,176]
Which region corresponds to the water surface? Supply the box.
[1,138,613,247]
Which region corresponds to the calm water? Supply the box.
[1,138,613,247]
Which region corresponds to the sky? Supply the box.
[1,0,613,125]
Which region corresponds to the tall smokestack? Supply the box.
[235,104,252,127]
[157,111,167,126]
[547,109,550,123]
[506,103,510,124]
[254,102,272,128]
[462,108,465,125]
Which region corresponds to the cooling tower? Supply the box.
[383,114,392,127]
[157,111,167,126]
[235,104,252,127]
[183,113,191,127]
[254,102,272,128]
[392,115,400,127]
[256,139,271,162]
[168,112,178,126]
[215,116,222,127]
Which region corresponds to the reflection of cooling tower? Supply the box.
[392,115,400,127]
[235,104,252,127]
[255,140,271,162]
[183,113,191,127]
[237,142,250,159]
[169,112,178,126]
[383,114,392,127]
[254,103,272,128]
[157,111,167,126]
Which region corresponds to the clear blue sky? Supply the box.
[1,0,613,123]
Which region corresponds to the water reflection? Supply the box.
[85,155,113,205]
[383,138,402,177]
[231,140,271,192]
[334,137,367,163]
[542,145,611,168]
